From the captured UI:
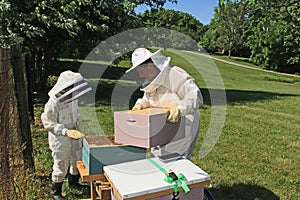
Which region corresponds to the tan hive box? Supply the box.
[114,108,185,148]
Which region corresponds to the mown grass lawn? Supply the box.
[33,49,300,200]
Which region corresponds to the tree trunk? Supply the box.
[11,44,35,172]
[228,49,232,59]
[36,44,56,92]
[37,55,51,92]
[25,54,34,122]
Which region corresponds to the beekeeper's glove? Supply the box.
[66,130,85,139]
[132,104,142,111]
[167,107,181,123]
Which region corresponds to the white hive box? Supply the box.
[104,157,210,200]
[114,108,185,148]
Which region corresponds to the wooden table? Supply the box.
[77,161,111,200]
[103,157,210,200]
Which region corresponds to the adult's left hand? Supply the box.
[167,107,181,123]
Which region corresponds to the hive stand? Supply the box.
[77,161,112,200]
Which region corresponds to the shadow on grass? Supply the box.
[83,78,143,109]
[36,83,297,109]
[34,174,91,199]
[37,63,136,103]
[52,61,128,80]
[210,183,279,200]
[37,63,298,108]
[64,181,90,200]
[201,88,297,106]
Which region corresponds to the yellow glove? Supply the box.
[167,107,181,123]
[65,130,85,139]
[132,104,142,111]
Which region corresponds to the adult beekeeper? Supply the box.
[41,70,92,200]
[127,48,203,159]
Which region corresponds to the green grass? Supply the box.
[32,49,300,199]
[185,51,300,200]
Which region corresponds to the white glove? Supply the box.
[65,130,85,139]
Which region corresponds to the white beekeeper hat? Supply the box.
[48,70,92,103]
[126,48,163,73]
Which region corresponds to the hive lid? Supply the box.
[104,157,210,199]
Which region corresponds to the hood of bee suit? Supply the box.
[48,70,92,103]
[126,48,171,73]
[141,50,172,93]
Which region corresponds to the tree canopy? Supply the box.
[244,0,300,72]
[1,0,299,79]
[200,0,300,73]
[141,8,206,42]
[199,0,247,57]
[0,0,177,90]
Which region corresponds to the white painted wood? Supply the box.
[104,157,210,199]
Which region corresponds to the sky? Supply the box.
[136,0,220,25]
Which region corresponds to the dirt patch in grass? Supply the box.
[290,141,300,148]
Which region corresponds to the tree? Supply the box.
[200,0,246,57]
[140,8,206,49]
[0,0,177,91]
[244,0,300,72]
[217,0,246,58]
[202,0,300,73]
[199,19,218,53]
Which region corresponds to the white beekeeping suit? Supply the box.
[41,70,91,200]
[127,48,203,159]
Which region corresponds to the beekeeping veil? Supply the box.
[125,48,171,88]
[48,70,92,103]
[126,48,170,74]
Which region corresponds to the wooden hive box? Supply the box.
[114,108,185,148]
[82,135,146,175]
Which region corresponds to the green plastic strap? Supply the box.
[147,158,190,194]
[147,158,167,174]
[164,175,179,192]
[177,173,190,194]
[164,173,190,194]
[173,182,179,193]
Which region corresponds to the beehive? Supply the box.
[114,108,185,148]
[104,157,210,200]
[82,135,146,175]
